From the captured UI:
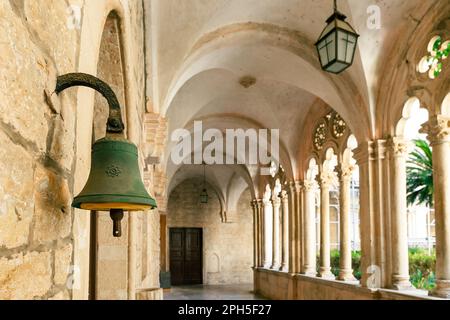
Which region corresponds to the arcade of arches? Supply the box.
[0,0,450,300]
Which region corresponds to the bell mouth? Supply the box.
[79,202,152,211]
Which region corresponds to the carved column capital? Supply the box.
[303,179,317,192]
[280,190,289,203]
[272,193,281,205]
[337,164,355,182]
[387,136,409,158]
[421,115,450,145]
[319,172,334,189]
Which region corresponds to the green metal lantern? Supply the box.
[315,0,359,74]
[56,73,156,237]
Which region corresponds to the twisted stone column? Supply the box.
[422,116,450,298]
[302,180,317,276]
[280,190,289,272]
[319,174,334,279]
[337,165,357,281]
[271,194,282,270]
[387,137,413,290]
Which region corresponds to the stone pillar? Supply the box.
[294,181,303,274]
[337,164,357,281]
[387,137,413,290]
[257,199,264,268]
[251,200,258,268]
[263,198,273,269]
[319,174,334,279]
[271,194,282,270]
[280,190,289,272]
[302,180,317,276]
[288,182,297,273]
[422,116,450,298]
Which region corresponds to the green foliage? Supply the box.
[314,247,436,289]
[406,139,433,207]
[409,247,436,290]
[316,249,362,280]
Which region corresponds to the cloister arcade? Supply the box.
[0,0,449,300]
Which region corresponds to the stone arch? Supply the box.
[395,97,429,139]
[71,1,142,300]
[441,92,450,117]
[378,1,450,136]
[162,23,371,145]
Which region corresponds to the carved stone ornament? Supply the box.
[314,122,327,151]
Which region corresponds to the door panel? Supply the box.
[169,228,202,285]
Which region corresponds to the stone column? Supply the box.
[319,174,334,279]
[257,199,264,268]
[271,194,282,270]
[387,137,413,290]
[251,200,258,268]
[302,180,317,276]
[337,164,357,281]
[294,181,303,273]
[422,116,450,298]
[288,182,297,273]
[263,198,273,269]
[280,190,289,272]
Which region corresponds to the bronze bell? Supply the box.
[56,73,156,237]
[72,135,157,236]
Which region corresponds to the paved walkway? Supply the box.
[163,284,266,300]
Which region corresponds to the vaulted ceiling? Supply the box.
[145,0,439,207]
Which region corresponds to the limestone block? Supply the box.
[48,290,70,300]
[0,251,52,300]
[0,1,50,152]
[32,166,72,244]
[24,0,78,74]
[54,243,73,286]
[48,101,76,172]
[136,288,164,300]
[0,131,35,249]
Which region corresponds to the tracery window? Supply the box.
[417,36,450,79]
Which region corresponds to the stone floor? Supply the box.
[163,284,267,300]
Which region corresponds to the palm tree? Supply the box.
[406,139,433,207]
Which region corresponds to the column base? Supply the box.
[429,280,450,299]
[280,264,289,272]
[391,275,414,291]
[271,263,281,270]
[319,267,335,279]
[337,269,357,282]
[301,270,317,277]
[263,262,272,269]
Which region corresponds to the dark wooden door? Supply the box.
[169,228,203,285]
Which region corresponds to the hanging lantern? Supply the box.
[200,188,209,204]
[315,0,360,74]
[56,73,156,237]
[200,163,208,204]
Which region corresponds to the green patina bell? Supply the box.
[56,72,157,238]
[72,135,157,237]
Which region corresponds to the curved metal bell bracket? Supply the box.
[55,72,126,237]
[55,72,125,134]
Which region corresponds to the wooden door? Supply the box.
[169,228,203,285]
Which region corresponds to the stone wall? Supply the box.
[167,179,253,285]
[0,0,79,300]
[254,269,437,300]
[0,0,160,300]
